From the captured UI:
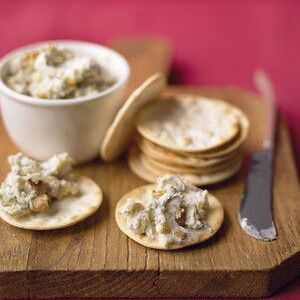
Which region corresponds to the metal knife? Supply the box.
[238,70,277,241]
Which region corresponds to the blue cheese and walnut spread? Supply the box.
[0,153,79,217]
[5,45,115,99]
[119,175,210,246]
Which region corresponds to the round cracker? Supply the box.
[136,95,242,153]
[115,184,224,250]
[100,73,166,161]
[0,175,103,230]
[138,108,248,159]
[142,150,241,174]
[128,146,241,186]
[138,135,240,168]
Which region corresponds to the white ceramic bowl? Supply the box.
[0,40,130,163]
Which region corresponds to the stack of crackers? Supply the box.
[101,73,249,186]
[129,94,249,185]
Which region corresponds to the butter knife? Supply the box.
[238,70,277,241]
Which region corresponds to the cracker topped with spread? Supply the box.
[136,95,240,153]
[0,152,102,230]
[115,175,224,249]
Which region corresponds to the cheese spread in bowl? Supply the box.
[0,40,130,163]
[4,45,116,100]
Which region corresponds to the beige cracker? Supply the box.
[115,184,224,250]
[0,175,103,230]
[100,73,166,161]
[136,95,243,153]
[128,146,241,186]
[142,149,242,174]
[138,109,249,159]
[138,136,241,168]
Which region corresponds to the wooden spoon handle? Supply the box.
[109,37,172,95]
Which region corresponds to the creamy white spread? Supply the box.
[137,96,239,151]
[5,45,115,99]
[119,175,210,246]
[0,153,79,216]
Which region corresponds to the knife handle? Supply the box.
[254,70,277,151]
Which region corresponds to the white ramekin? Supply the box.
[0,40,130,163]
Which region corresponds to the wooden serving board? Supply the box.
[0,38,299,299]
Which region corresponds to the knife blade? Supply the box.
[238,70,277,241]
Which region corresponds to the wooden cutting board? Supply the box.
[0,38,299,299]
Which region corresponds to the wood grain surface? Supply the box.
[0,38,299,299]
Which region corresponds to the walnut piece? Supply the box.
[30,194,49,213]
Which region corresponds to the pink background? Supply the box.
[0,0,299,299]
